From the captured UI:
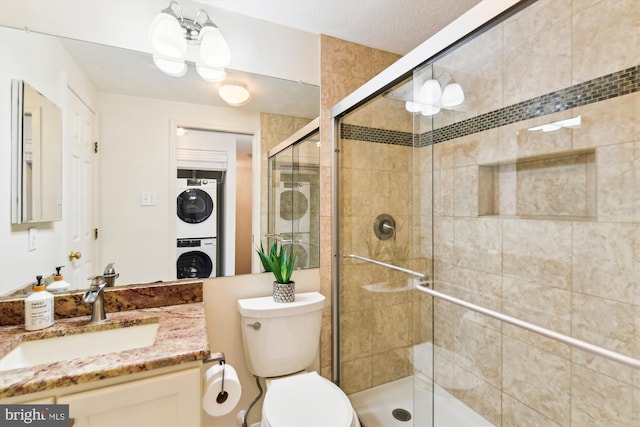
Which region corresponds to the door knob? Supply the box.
[68,251,82,261]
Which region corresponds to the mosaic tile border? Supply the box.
[340,65,639,147]
[340,123,414,146]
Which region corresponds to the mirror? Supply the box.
[0,25,319,298]
[267,119,320,269]
[11,79,62,224]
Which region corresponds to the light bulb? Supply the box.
[196,64,227,82]
[441,83,465,107]
[421,104,441,116]
[200,25,231,68]
[419,79,442,105]
[153,55,187,77]
[405,102,422,113]
[149,12,186,58]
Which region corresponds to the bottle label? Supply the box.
[25,298,53,330]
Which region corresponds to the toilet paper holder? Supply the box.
[202,354,229,404]
[203,352,226,365]
[216,360,229,404]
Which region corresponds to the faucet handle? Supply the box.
[87,276,107,290]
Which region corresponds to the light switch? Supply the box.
[28,227,37,251]
[140,192,158,206]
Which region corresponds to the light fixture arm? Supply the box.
[164,1,183,21]
[194,9,215,28]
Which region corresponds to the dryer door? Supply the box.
[177,189,214,224]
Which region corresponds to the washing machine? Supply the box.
[177,178,217,239]
[275,181,311,234]
[176,238,216,279]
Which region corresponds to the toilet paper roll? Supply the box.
[203,363,242,416]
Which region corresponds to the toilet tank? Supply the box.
[238,292,325,378]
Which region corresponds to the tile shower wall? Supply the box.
[424,0,639,425]
[337,0,639,424]
[320,35,400,381]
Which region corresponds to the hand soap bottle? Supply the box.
[25,275,54,331]
[47,266,70,293]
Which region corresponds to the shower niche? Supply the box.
[478,148,597,220]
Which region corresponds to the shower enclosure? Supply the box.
[332,1,639,426]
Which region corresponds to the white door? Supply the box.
[66,89,97,290]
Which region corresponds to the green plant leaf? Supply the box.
[256,241,296,283]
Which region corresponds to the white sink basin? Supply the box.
[0,321,159,372]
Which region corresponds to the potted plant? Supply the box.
[256,241,296,303]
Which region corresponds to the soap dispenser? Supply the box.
[47,266,70,293]
[25,275,54,331]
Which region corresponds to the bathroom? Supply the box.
[1,0,639,426]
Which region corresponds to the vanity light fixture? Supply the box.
[406,72,465,116]
[149,1,230,82]
[218,81,251,106]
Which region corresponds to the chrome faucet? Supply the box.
[83,276,107,322]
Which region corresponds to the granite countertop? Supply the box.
[0,302,214,399]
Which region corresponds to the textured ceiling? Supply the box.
[200,0,481,54]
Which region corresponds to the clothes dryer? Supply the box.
[177,178,217,239]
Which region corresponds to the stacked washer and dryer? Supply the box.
[176,178,218,279]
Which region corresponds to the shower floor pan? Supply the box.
[349,376,493,427]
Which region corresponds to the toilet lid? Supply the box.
[264,372,353,427]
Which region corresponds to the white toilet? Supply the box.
[238,292,359,427]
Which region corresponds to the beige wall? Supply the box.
[235,163,253,275]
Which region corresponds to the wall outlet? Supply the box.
[28,227,37,251]
[140,192,158,206]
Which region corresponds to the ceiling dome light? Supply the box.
[148,9,186,58]
[218,81,251,106]
[200,25,231,68]
[196,64,227,82]
[153,55,187,77]
[419,79,442,105]
[441,83,465,107]
[421,104,441,116]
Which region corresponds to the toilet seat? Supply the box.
[262,372,357,427]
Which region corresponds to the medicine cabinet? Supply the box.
[11,79,63,224]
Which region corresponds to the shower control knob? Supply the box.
[246,322,261,330]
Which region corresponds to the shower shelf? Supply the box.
[360,281,414,293]
[478,149,597,220]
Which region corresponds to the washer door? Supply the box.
[176,251,213,279]
[177,189,214,224]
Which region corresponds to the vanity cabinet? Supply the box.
[58,367,200,427]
